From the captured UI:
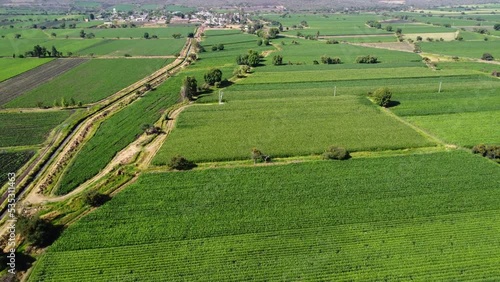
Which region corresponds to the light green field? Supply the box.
[419,40,500,59]
[0,58,52,81]
[76,38,186,56]
[0,38,100,57]
[30,151,500,281]
[406,111,500,147]
[271,38,422,64]
[0,111,72,147]
[154,95,433,163]
[5,59,170,108]
[50,26,195,39]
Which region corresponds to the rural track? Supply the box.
[0,58,88,106]
[0,28,200,226]
[0,26,202,210]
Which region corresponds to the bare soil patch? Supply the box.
[349,42,415,52]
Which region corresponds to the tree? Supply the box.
[17,214,59,247]
[84,190,110,207]
[211,45,218,51]
[172,33,182,39]
[356,55,378,64]
[371,87,392,107]
[180,76,197,101]
[14,34,21,39]
[272,55,283,65]
[204,69,222,85]
[89,13,95,20]
[51,46,60,57]
[416,36,423,41]
[482,53,494,61]
[187,32,194,38]
[79,30,86,38]
[323,146,350,160]
[257,39,263,46]
[386,25,393,32]
[217,44,224,51]
[321,56,341,64]
[143,32,150,39]
[168,155,196,170]
[50,32,56,37]
[268,27,280,39]
[495,24,500,31]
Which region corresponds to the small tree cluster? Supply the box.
[321,56,342,64]
[236,50,260,67]
[83,190,111,207]
[211,44,224,51]
[322,146,350,160]
[168,155,197,170]
[366,20,382,29]
[370,87,392,107]
[272,55,283,65]
[181,76,197,100]
[233,65,251,78]
[326,39,339,44]
[356,55,378,64]
[17,214,60,247]
[472,144,500,161]
[482,53,494,61]
[204,69,222,86]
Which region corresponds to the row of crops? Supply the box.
[29,151,500,280]
[0,151,34,186]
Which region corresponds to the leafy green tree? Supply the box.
[180,76,197,101]
[204,69,223,85]
[168,155,196,170]
[356,55,378,64]
[272,55,283,65]
[257,39,263,46]
[386,25,393,32]
[17,214,59,247]
[217,44,224,51]
[268,27,280,39]
[371,87,392,107]
[211,45,218,51]
[172,33,182,39]
[481,53,494,61]
[14,33,21,39]
[143,32,150,39]
[84,190,110,207]
[79,30,86,38]
[495,24,500,31]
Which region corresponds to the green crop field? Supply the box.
[0,38,100,57]
[0,150,34,187]
[0,58,52,82]
[76,38,186,56]
[153,95,433,164]
[29,151,500,281]
[55,75,181,195]
[0,111,72,147]
[419,40,500,60]
[50,26,195,39]
[269,38,422,64]
[5,59,170,108]
[406,111,500,147]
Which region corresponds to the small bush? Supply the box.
[481,53,494,61]
[323,146,350,160]
[251,148,271,164]
[84,190,111,207]
[168,155,197,170]
[472,144,500,160]
[356,55,378,64]
[371,87,392,107]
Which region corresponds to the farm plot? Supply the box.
[0,38,100,57]
[419,40,500,60]
[55,74,181,195]
[76,38,186,56]
[4,58,169,108]
[0,111,72,147]
[406,111,500,147]
[0,151,34,187]
[270,38,422,64]
[153,95,433,164]
[51,26,195,39]
[29,151,500,281]
[0,57,52,82]
[0,58,87,106]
